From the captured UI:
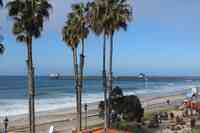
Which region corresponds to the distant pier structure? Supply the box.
[138,73,148,89]
[49,73,61,79]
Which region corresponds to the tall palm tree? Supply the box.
[62,12,81,132]
[6,0,52,133]
[104,0,132,127]
[87,0,109,130]
[88,0,132,128]
[71,3,89,130]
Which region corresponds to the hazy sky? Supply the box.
[0,0,200,76]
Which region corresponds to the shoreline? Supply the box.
[0,89,188,119]
[0,89,188,133]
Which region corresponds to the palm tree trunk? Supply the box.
[79,38,85,130]
[0,0,3,7]
[102,33,108,132]
[72,48,81,132]
[26,36,35,133]
[108,32,114,128]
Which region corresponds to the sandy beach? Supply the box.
[0,90,188,133]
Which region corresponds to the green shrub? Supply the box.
[131,128,142,133]
[121,95,144,122]
[112,120,129,130]
[110,86,124,98]
[98,87,144,122]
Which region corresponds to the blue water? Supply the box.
[0,76,199,116]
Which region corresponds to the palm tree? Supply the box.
[62,12,81,132]
[88,0,132,128]
[6,0,52,133]
[71,3,89,130]
[105,0,132,126]
[105,0,132,127]
[87,0,109,130]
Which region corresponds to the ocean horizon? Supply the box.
[0,76,199,117]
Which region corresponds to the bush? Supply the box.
[110,86,123,99]
[131,128,142,133]
[112,120,129,130]
[98,87,144,123]
[121,95,144,122]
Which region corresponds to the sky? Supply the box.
[0,0,200,76]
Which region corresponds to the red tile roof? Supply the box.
[82,128,131,133]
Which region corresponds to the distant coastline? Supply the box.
[1,75,200,80]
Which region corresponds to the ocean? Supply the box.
[0,76,199,117]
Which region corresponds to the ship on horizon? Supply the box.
[49,73,61,79]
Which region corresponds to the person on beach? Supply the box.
[166,99,170,105]
[49,125,56,133]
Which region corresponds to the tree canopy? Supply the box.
[0,43,5,54]
[0,0,3,6]
[7,0,52,43]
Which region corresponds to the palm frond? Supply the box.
[12,18,24,35]
[16,35,26,42]
[0,43,5,55]
[0,0,3,7]
[88,0,132,36]
[6,0,26,17]
[62,2,89,49]
[7,0,52,43]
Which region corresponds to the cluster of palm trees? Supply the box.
[1,0,132,132]
[0,0,5,55]
[63,0,132,132]
[62,3,89,131]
